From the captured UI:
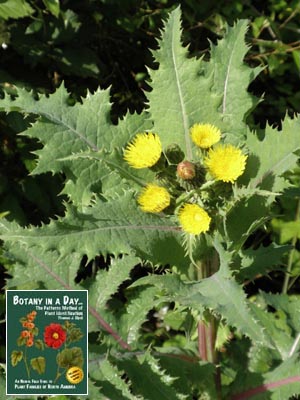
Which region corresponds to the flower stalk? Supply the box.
[196,251,222,398]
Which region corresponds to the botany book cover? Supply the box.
[6,290,88,395]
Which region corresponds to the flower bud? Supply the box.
[177,161,196,180]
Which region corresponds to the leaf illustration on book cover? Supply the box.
[30,357,46,375]
[11,351,23,367]
[56,347,84,369]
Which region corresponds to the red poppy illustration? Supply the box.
[44,323,67,349]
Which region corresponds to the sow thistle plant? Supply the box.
[2,6,300,400]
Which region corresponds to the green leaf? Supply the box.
[0,369,6,400]
[116,354,186,400]
[249,302,293,360]
[292,50,300,72]
[0,193,188,267]
[91,256,139,307]
[134,270,269,348]
[11,350,23,367]
[57,347,83,368]
[181,272,269,348]
[247,343,274,373]
[5,242,81,290]
[30,356,46,374]
[147,6,220,160]
[260,292,300,333]
[271,218,300,243]
[147,9,261,159]
[231,355,300,399]
[266,355,300,400]
[35,339,45,350]
[245,116,300,192]
[236,243,289,281]
[87,255,140,331]
[0,85,150,206]
[0,0,34,20]
[204,20,262,142]
[224,194,270,250]
[121,286,161,344]
[89,357,142,400]
[157,350,217,398]
[42,0,60,17]
[67,325,84,343]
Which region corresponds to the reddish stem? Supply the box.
[231,375,300,400]
[88,305,131,350]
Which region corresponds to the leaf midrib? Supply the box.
[170,15,192,160]
[1,223,181,241]
[6,91,99,152]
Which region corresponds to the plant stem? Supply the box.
[232,375,300,400]
[54,371,62,384]
[282,198,300,294]
[23,347,30,379]
[196,251,222,399]
[88,305,131,350]
[197,322,208,361]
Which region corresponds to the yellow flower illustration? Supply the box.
[138,184,171,213]
[124,132,162,168]
[190,123,221,149]
[204,144,247,183]
[178,203,211,235]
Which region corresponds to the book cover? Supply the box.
[6,290,88,396]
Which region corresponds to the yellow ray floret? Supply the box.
[124,132,162,168]
[204,144,247,183]
[190,123,221,149]
[178,203,211,235]
[138,184,171,213]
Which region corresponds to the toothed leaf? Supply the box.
[245,117,300,192]
[204,20,263,142]
[0,193,187,267]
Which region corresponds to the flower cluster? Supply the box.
[19,310,38,347]
[124,124,247,235]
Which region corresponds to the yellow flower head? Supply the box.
[190,123,221,149]
[138,184,171,213]
[124,133,162,168]
[178,203,211,235]
[204,144,247,183]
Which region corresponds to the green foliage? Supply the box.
[0,0,34,20]
[30,356,46,374]
[0,195,186,267]
[1,5,300,400]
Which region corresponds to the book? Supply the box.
[6,289,88,395]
